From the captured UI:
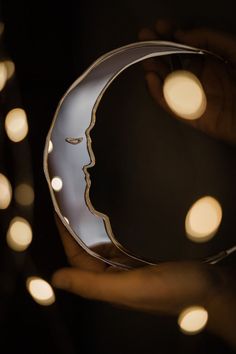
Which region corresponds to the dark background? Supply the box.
[0,1,236,353]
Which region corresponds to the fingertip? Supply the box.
[51,268,104,298]
[155,18,173,36]
[145,71,161,85]
[51,268,71,289]
[138,27,156,41]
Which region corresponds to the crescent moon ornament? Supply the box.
[44,40,235,268]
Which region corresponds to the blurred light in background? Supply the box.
[0,173,12,209]
[5,108,29,142]
[178,306,208,334]
[163,70,207,120]
[7,216,32,252]
[185,196,222,242]
[4,60,15,80]
[48,140,53,153]
[51,176,63,191]
[0,61,7,91]
[26,276,56,306]
[15,183,34,206]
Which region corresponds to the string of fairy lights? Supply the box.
[0,22,56,308]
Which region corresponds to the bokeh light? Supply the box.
[0,61,7,91]
[163,70,207,120]
[51,177,63,191]
[178,306,208,334]
[5,108,29,142]
[7,216,32,252]
[4,60,15,80]
[15,183,34,206]
[185,196,222,242]
[48,140,53,153]
[26,277,55,306]
[0,173,12,209]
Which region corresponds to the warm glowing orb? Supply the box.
[26,277,55,306]
[178,306,208,334]
[0,62,7,91]
[4,60,15,80]
[185,196,222,242]
[5,108,28,142]
[15,183,34,206]
[163,70,207,120]
[0,173,12,209]
[7,216,32,252]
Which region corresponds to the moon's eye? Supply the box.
[65,137,83,144]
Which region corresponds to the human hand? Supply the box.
[52,218,220,315]
[139,19,236,145]
[52,218,236,348]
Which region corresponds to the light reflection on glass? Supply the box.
[51,177,63,191]
[64,217,69,224]
[48,140,53,153]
